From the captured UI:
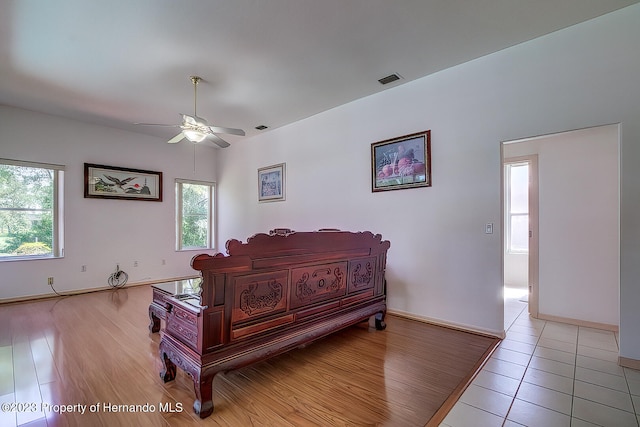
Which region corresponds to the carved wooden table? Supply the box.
[148,278,201,333]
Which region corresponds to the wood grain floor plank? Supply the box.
[0,346,14,397]
[0,285,498,426]
[0,392,17,427]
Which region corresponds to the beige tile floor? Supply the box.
[441,290,640,427]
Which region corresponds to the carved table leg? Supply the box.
[193,373,214,419]
[374,311,386,330]
[149,308,161,333]
[160,352,177,383]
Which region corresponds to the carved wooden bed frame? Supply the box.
[157,228,390,418]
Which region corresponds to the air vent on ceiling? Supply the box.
[378,73,402,85]
[255,125,268,130]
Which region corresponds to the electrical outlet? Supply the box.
[81,265,87,272]
[47,277,54,286]
[134,260,139,267]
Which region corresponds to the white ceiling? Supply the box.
[1,0,638,145]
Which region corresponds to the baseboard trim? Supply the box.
[0,275,199,305]
[388,309,506,339]
[536,312,618,332]
[619,356,640,370]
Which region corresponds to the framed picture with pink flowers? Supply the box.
[371,130,431,192]
[84,163,163,201]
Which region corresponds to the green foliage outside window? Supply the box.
[181,183,209,248]
[0,164,54,257]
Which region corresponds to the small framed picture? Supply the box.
[258,163,286,202]
[84,163,163,201]
[371,130,431,192]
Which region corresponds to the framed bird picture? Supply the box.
[84,163,163,201]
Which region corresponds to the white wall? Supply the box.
[218,3,640,359]
[503,125,619,326]
[0,106,219,300]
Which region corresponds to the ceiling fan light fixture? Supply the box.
[183,129,207,142]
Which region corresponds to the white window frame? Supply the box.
[505,161,529,254]
[0,158,65,261]
[175,179,215,251]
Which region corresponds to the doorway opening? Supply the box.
[503,156,537,329]
[501,124,619,331]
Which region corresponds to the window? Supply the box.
[176,179,215,251]
[0,159,64,260]
[505,162,529,253]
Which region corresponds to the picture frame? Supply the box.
[371,130,431,192]
[258,163,286,202]
[84,163,163,201]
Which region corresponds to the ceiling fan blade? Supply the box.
[208,125,246,136]
[167,133,185,144]
[181,113,209,127]
[205,134,230,148]
[134,122,180,127]
[181,114,197,126]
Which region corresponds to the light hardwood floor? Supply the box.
[0,285,499,426]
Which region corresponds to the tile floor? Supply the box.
[441,291,640,427]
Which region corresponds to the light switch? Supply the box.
[485,223,493,234]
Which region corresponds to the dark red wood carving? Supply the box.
[156,229,390,418]
[290,262,346,309]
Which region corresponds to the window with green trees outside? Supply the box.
[176,179,215,251]
[0,160,64,260]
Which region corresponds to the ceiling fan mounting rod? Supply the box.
[190,76,201,116]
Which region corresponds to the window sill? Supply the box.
[0,255,63,262]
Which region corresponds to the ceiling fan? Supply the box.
[135,76,245,148]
